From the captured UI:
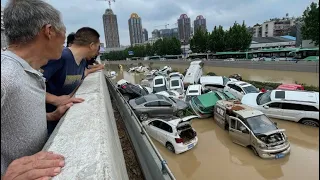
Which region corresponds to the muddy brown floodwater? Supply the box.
[109,68,319,180]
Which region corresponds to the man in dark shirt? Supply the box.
[42,27,101,135]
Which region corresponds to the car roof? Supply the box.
[228,81,252,87]
[170,77,181,81]
[200,76,223,85]
[154,75,166,80]
[188,84,201,91]
[271,90,319,104]
[143,94,166,102]
[217,100,264,118]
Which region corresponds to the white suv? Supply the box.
[142,116,198,154]
[224,81,259,100]
[241,90,319,127]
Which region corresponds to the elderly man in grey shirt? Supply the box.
[1,0,83,179]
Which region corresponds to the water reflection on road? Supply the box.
[110,68,319,180]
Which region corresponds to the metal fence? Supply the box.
[105,76,176,180]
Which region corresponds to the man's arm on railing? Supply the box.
[46,92,84,107]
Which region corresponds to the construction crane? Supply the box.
[96,0,116,9]
[154,23,170,29]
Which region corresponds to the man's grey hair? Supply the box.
[4,0,66,45]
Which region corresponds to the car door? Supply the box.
[229,117,251,147]
[147,120,162,141]
[233,85,245,99]
[159,100,174,116]
[144,101,161,117]
[225,84,238,98]
[262,102,283,119]
[281,103,306,122]
[157,122,172,145]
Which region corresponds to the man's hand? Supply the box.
[2,151,65,180]
[54,95,84,107]
[47,102,73,121]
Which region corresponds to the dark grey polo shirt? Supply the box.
[1,51,48,175]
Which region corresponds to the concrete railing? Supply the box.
[43,69,129,180]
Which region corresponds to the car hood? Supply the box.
[241,93,260,107]
[174,99,188,108]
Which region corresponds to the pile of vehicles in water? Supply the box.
[115,60,319,159]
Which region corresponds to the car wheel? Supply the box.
[251,146,259,156]
[176,110,184,117]
[300,119,319,127]
[123,95,130,101]
[166,142,175,153]
[139,113,148,121]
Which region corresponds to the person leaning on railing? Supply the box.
[41,27,104,136]
[1,0,70,179]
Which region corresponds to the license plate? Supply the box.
[275,153,284,159]
[188,143,194,149]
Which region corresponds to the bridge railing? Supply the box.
[105,75,176,180]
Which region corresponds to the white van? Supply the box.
[183,61,204,85]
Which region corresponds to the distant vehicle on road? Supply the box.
[241,90,319,127]
[142,115,198,154]
[129,94,188,121]
[214,100,291,159]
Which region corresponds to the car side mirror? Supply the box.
[263,105,269,109]
[274,122,277,126]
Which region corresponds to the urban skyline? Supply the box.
[102,8,120,48]
[1,0,317,46]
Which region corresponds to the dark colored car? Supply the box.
[118,83,149,101]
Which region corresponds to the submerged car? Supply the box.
[117,81,150,101]
[190,90,236,118]
[185,84,202,102]
[152,75,169,93]
[129,94,188,121]
[224,81,259,100]
[213,100,291,159]
[142,115,198,154]
[169,77,185,100]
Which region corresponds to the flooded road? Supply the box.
[110,68,319,180]
[106,62,319,86]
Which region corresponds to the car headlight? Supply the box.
[258,143,267,149]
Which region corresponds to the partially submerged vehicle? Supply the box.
[276,84,304,91]
[129,94,188,121]
[185,84,202,102]
[152,75,169,93]
[117,80,150,101]
[200,76,235,92]
[224,81,259,100]
[183,61,204,85]
[169,77,185,100]
[158,66,172,75]
[156,90,180,99]
[169,72,184,80]
[213,100,291,159]
[142,115,198,154]
[190,90,236,118]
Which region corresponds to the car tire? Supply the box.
[176,110,184,117]
[166,142,175,153]
[123,95,130,101]
[251,146,259,156]
[139,113,148,121]
[300,119,319,127]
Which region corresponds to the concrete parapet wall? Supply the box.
[43,70,129,180]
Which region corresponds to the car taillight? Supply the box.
[121,85,126,89]
[175,138,183,143]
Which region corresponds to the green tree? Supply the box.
[190,28,208,53]
[301,2,319,46]
[208,25,226,52]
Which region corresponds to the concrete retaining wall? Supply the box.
[43,70,129,180]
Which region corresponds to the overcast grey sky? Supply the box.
[2,0,318,46]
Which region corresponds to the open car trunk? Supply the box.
[176,117,197,144]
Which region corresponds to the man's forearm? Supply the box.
[46,92,59,106]
[85,67,101,77]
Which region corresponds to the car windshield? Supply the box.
[171,80,180,87]
[222,77,230,85]
[154,79,164,85]
[135,97,146,105]
[256,91,272,105]
[153,86,167,93]
[243,85,259,93]
[189,90,199,93]
[246,115,277,134]
[217,91,236,100]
